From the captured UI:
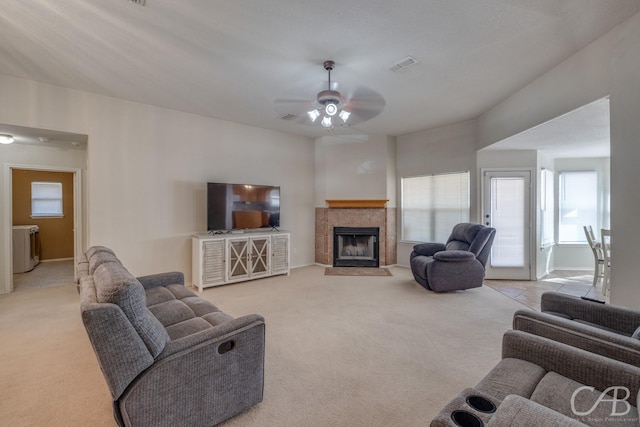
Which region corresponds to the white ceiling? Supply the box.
[482,97,611,158]
[0,1,638,148]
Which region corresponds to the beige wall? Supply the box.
[12,169,74,260]
[315,135,397,207]
[0,75,315,294]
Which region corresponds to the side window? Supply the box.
[31,182,63,218]
[558,171,597,243]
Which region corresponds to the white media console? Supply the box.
[192,231,290,291]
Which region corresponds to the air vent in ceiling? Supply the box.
[279,113,297,121]
[129,0,145,5]
[390,56,418,72]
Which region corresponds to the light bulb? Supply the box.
[339,110,351,122]
[307,109,321,122]
[321,116,332,128]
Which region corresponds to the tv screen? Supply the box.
[207,182,280,231]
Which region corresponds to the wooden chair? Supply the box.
[601,228,611,296]
[583,225,604,287]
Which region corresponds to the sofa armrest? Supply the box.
[541,292,640,335]
[159,314,265,358]
[433,250,476,262]
[513,309,640,366]
[412,242,446,257]
[487,395,587,427]
[137,271,185,289]
[502,330,640,400]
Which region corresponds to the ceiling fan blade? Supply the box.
[274,98,316,115]
[342,85,386,123]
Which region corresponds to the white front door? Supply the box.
[482,170,533,280]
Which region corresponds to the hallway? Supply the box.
[13,259,74,292]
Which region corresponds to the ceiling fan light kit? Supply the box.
[308,60,351,130]
[275,60,384,130]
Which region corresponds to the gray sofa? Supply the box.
[78,246,265,427]
[431,330,640,427]
[410,223,496,292]
[513,291,640,367]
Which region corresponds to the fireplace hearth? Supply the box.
[333,227,379,268]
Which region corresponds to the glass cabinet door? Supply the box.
[228,239,249,279]
[250,237,269,277]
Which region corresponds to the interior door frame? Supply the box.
[2,163,83,294]
[480,167,535,280]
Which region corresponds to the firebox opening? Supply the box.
[333,226,380,268]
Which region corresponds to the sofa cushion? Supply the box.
[530,371,639,426]
[573,319,631,336]
[146,284,233,330]
[445,240,470,251]
[543,310,573,320]
[165,317,214,340]
[449,223,482,243]
[475,358,547,401]
[89,250,121,275]
[93,263,169,358]
[86,245,115,259]
[487,395,587,427]
[76,254,89,280]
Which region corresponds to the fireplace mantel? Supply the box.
[325,199,388,209]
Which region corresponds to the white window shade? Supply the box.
[32,182,63,217]
[402,172,470,243]
[559,171,597,243]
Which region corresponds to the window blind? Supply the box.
[31,182,63,217]
[559,171,597,243]
[401,171,470,243]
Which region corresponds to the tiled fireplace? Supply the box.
[333,226,380,267]
[315,200,397,267]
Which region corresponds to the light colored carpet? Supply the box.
[324,267,392,276]
[0,265,524,427]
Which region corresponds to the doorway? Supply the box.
[3,164,83,293]
[481,169,533,280]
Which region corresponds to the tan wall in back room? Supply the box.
[12,169,74,260]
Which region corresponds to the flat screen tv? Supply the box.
[207,182,280,232]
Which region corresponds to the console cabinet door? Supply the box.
[249,237,270,278]
[202,239,226,285]
[271,234,289,274]
[228,238,250,280]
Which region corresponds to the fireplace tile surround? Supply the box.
[315,206,397,266]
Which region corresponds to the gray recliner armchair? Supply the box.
[410,223,496,292]
[513,292,640,367]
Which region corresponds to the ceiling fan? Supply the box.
[274,60,385,131]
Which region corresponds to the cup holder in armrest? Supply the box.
[466,395,496,414]
[451,410,483,427]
